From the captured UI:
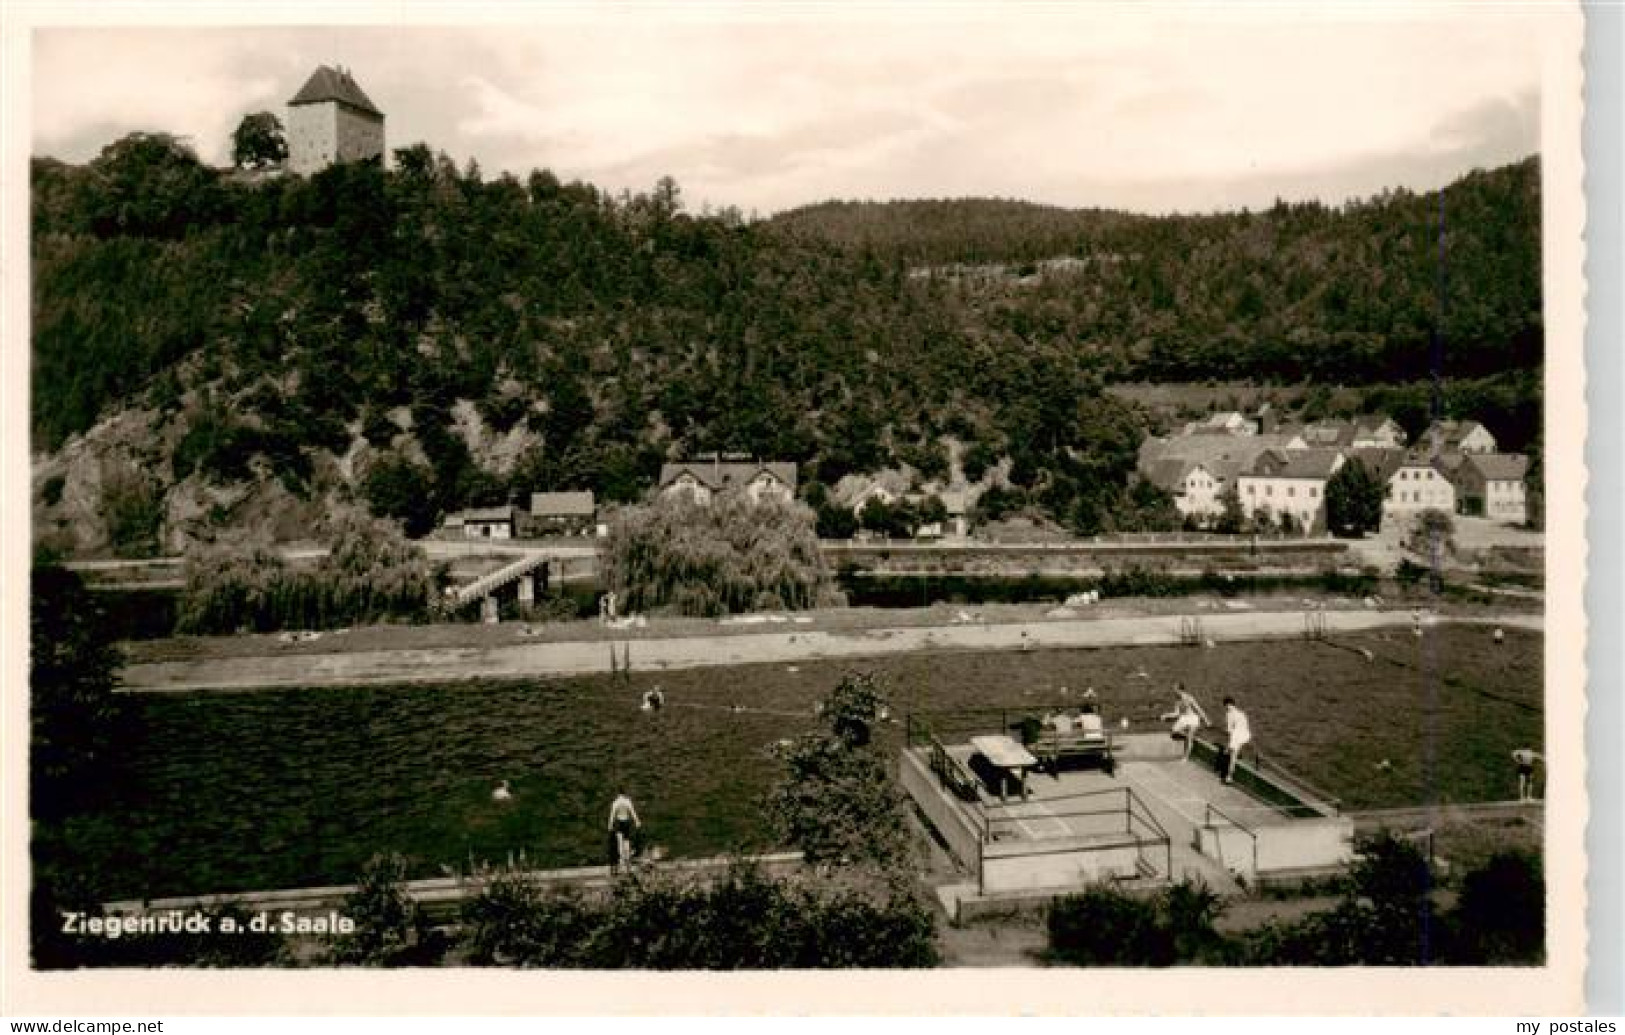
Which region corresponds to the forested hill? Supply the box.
[770,157,1542,384]
[31,136,1541,557]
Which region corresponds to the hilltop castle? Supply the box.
[286,65,385,175]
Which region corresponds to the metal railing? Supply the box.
[1203,801,1259,879]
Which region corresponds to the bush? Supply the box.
[1047,886,1171,965]
[327,853,445,966]
[461,862,939,969]
[602,492,835,616]
[1408,508,1457,557]
[100,460,164,558]
[1045,879,1228,966]
[1448,850,1544,964]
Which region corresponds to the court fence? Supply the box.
[904,709,1174,893]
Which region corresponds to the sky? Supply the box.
[28,5,1549,216]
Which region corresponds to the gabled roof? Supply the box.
[1423,419,1493,449]
[289,65,384,118]
[1143,457,1202,493]
[530,491,595,517]
[659,460,797,493]
[1137,433,1302,491]
[1463,453,1530,482]
[1302,419,1356,448]
[1244,448,1343,481]
[463,505,518,523]
[1353,415,1404,438]
[1350,447,1406,484]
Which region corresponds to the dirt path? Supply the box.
[118,610,1542,692]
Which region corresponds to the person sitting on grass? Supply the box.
[641,686,665,712]
[1222,696,1252,784]
[1160,684,1211,761]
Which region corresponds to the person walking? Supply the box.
[1222,697,1252,784]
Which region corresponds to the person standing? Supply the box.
[1161,684,1210,761]
[1222,696,1251,784]
[1511,748,1544,801]
[607,792,641,872]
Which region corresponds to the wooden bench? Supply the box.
[931,742,985,802]
[1031,726,1116,776]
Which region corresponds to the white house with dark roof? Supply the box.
[1138,431,1309,523]
[1356,448,1456,520]
[456,505,519,539]
[287,65,385,175]
[1454,453,1530,524]
[658,460,797,506]
[1236,448,1345,533]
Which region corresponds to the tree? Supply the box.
[85,131,223,237]
[1407,508,1456,558]
[1215,484,1246,535]
[362,451,439,537]
[602,493,836,616]
[30,566,131,820]
[231,112,289,170]
[327,853,444,965]
[1325,457,1385,537]
[764,673,913,869]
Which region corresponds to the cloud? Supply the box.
[28,11,1548,214]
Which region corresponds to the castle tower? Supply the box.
[285,65,385,175]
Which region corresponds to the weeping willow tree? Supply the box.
[602,493,840,616]
[177,511,436,633]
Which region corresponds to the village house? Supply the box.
[286,65,385,175]
[938,487,973,539]
[528,491,596,536]
[455,505,519,540]
[1454,453,1530,524]
[1350,416,1408,450]
[1236,449,1345,533]
[840,470,912,518]
[1138,432,1310,523]
[1422,419,1498,456]
[1354,448,1456,522]
[1179,411,1257,437]
[657,459,797,505]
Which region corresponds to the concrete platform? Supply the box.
[905,731,1354,919]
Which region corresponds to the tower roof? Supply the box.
[289,65,383,118]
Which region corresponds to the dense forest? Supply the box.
[31,134,1542,548]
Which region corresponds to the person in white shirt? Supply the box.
[1223,697,1251,784]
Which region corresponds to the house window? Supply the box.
[1246,485,1255,496]
[1287,487,1295,498]
[1309,487,1318,498]
[1265,486,1273,498]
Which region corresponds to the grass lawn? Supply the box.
[70,625,1539,901]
